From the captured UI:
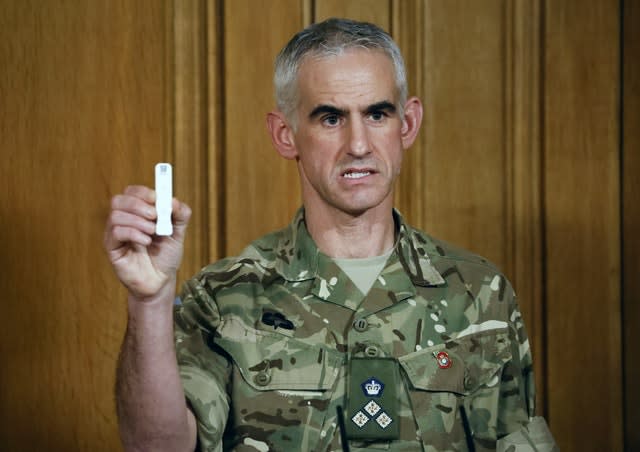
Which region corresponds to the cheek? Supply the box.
[387,153,403,178]
[372,126,402,145]
[299,135,341,166]
[298,150,329,182]
[373,132,404,162]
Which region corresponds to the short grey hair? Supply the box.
[274,18,408,126]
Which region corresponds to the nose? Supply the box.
[348,118,371,157]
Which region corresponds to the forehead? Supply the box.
[295,49,397,108]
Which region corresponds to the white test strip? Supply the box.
[155,163,173,236]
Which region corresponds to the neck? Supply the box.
[304,202,396,259]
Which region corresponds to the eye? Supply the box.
[322,114,341,127]
[368,111,387,122]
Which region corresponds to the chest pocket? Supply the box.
[214,316,343,451]
[397,328,512,450]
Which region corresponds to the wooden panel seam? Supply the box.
[174,0,212,279]
[392,0,426,226]
[206,0,223,261]
[623,0,640,448]
[506,0,546,419]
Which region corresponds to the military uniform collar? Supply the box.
[274,208,445,287]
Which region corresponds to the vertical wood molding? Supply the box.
[173,0,217,280]
[623,0,640,448]
[206,0,223,261]
[505,0,546,418]
[411,1,510,268]
[393,0,426,226]
[303,0,313,25]
[223,0,303,256]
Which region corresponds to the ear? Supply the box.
[266,111,298,160]
[400,97,423,149]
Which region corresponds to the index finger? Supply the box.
[124,185,156,203]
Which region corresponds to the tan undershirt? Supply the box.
[333,248,394,295]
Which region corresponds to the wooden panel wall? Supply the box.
[544,1,622,450]
[407,0,510,264]
[223,0,304,255]
[173,0,219,281]
[0,1,170,450]
[0,1,634,451]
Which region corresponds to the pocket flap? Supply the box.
[398,328,512,395]
[215,315,343,391]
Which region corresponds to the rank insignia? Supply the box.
[346,358,400,440]
[351,411,369,428]
[375,412,393,429]
[435,351,452,369]
[361,378,384,397]
[351,399,393,430]
[364,400,381,416]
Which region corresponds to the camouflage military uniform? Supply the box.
[174,209,536,451]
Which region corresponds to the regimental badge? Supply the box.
[435,351,452,369]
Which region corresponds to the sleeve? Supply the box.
[497,286,536,436]
[174,276,232,452]
[496,417,560,452]
[511,292,536,419]
[497,286,558,450]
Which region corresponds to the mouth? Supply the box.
[342,169,374,179]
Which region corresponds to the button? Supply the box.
[364,345,380,357]
[464,373,477,390]
[353,318,368,332]
[254,371,271,386]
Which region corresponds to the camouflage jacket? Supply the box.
[174,209,536,451]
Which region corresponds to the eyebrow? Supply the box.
[308,101,397,120]
[308,105,347,120]
[364,101,397,116]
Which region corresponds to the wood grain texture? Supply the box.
[623,0,640,448]
[505,0,546,419]
[314,0,391,27]
[393,0,427,228]
[173,0,220,280]
[223,0,303,256]
[206,0,224,262]
[417,0,509,270]
[544,0,622,450]
[0,1,169,450]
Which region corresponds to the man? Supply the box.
[105,18,555,452]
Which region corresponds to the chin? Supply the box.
[336,197,390,217]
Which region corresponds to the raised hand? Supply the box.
[104,185,191,300]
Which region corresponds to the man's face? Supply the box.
[288,49,414,217]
